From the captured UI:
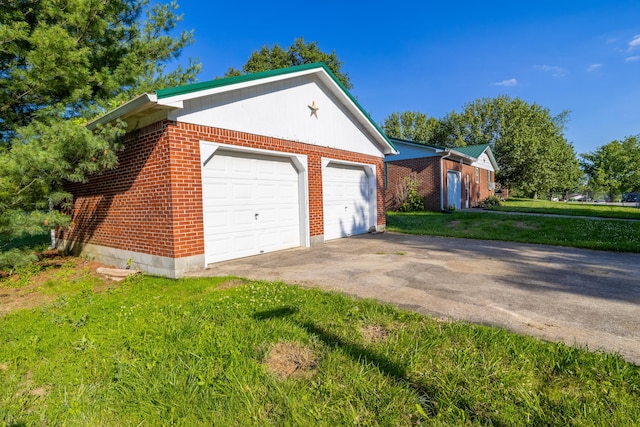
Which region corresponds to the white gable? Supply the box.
[167,74,385,158]
[471,151,495,172]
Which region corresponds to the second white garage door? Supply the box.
[323,163,372,240]
[202,150,302,264]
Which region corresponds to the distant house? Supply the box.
[385,139,499,211]
[61,63,397,278]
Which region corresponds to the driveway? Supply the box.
[188,233,640,365]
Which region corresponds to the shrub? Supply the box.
[0,248,39,273]
[392,173,425,212]
[478,195,503,208]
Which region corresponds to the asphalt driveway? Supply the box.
[189,233,640,365]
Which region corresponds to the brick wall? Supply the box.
[386,157,442,211]
[442,159,495,208]
[65,120,386,260]
[385,157,495,211]
[64,121,176,257]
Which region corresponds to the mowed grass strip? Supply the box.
[1,274,639,426]
[488,197,640,220]
[387,211,640,252]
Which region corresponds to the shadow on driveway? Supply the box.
[190,233,640,365]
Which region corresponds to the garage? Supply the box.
[202,148,304,264]
[68,63,397,278]
[322,161,375,240]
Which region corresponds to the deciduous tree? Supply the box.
[225,37,351,89]
[442,96,580,197]
[581,135,640,200]
[382,111,444,144]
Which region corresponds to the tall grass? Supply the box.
[1,275,638,425]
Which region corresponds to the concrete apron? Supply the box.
[187,232,640,365]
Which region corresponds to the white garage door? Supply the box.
[202,150,301,264]
[323,163,372,240]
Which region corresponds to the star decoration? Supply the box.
[308,100,319,119]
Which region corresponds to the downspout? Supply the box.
[440,150,452,211]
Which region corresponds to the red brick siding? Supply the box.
[442,159,495,208]
[65,120,386,259]
[64,121,176,257]
[385,157,495,211]
[386,157,442,211]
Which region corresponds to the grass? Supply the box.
[1,272,639,426]
[488,197,640,220]
[387,207,640,252]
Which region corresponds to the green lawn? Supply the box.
[489,197,640,219]
[1,272,639,426]
[387,208,640,252]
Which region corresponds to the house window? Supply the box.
[487,170,492,190]
[475,167,480,184]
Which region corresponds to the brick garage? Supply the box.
[385,139,498,211]
[62,64,397,277]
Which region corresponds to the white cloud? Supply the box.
[587,63,603,72]
[625,55,640,62]
[629,34,640,49]
[493,78,518,87]
[535,64,566,77]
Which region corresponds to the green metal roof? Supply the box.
[453,144,491,158]
[388,137,447,152]
[155,62,396,153]
[156,62,328,99]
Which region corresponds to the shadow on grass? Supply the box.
[252,306,439,417]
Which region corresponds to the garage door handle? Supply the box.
[344,206,348,212]
[255,213,259,220]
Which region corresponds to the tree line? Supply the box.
[383,104,639,202]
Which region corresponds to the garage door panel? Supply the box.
[323,164,372,241]
[202,150,302,264]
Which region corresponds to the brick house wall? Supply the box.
[441,158,495,209]
[64,119,386,263]
[385,156,495,212]
[385,157,441,211]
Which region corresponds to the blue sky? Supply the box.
[174,1,640,155]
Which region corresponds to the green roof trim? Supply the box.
[156,62,327,99]
[389,137,448,152]
[155,62,396,153]
[454,144,491,159]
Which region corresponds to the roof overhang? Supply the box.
[86,93,183,131]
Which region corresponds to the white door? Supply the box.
[465,174,470,209]
[323,163,371,240]
[202,150,301,264]
[447,171,462,210]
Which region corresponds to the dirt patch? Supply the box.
[263,342,319,380]
[215,279,246,291]
[446,220,461,228]
[361,324,391,343]
[29,386,49,397]
[0,257,117,316]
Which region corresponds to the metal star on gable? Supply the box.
[308,100,319,118]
